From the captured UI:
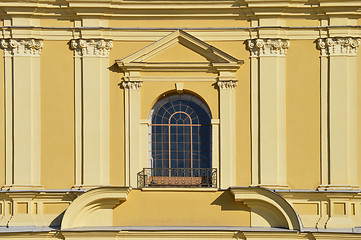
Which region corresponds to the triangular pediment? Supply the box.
[147,43,209,62]
[116,30,243,71]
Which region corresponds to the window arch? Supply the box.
[149,93,212,171]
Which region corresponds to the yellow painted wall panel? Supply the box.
[40,41,74,189]
[357,50,361,187]
[43,202,69,214]
[40,19,73,27]
[109,42,152,185]
[147,43,209,62]
[334,203,346,215]
[286,40,320,189]
[113,190,250,226]
[109,19,249,28]
[286,18,319,27]
[293,203,319,215]
[17,203,28,214]
[0,50,4,187]
[209,41,251,186]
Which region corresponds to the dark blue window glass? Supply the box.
[149,94,212,170]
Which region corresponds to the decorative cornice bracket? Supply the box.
[246,38,290,57]
[70,39,113,57]
[317,37,360,56]
[0,38,43,56]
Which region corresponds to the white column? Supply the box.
[70,39,113,188]
[0,39,43,189]
[218,77,237,189]
[122,79,142,187]
[246,39,289,189]
[317,37,360,190]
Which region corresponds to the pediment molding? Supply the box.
[116,30,243,73]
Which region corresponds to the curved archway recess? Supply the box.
[230,187,303,231]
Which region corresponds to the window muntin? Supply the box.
[149,94,212,171]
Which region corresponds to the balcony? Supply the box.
[137,168,217,188]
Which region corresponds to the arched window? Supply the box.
[143,93,215,187]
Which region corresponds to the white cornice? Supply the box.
[1,0,361,18]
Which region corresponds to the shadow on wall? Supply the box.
[49,210,66,228]
[211,191,249,211]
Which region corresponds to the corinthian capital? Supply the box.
[0,39,43,56]
[246,38,290,56]
[217,80,238,90]
[70,39,113,57]
[122,81,143,90]
[317,37,360,56]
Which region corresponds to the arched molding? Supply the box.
[61,187,131,230]
[149,90,214,120]
[230,187,303,231]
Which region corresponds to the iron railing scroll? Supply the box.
[137,168,217,188]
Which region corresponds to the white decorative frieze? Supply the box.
[70,39,113,57]
[0,39,43,56]
[217,80,238,90]
[122,81,143,90]
[317,37,360,56]
[246,39,290,56]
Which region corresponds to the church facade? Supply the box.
[0,0,361,239]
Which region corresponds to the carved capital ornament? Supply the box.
[217,80,238,90]
[70,39,113,57]
[0,39,43,56]
[122,81,143,90]
[317,37,360,56]
[246,38,290,56]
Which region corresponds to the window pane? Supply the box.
[150,94,212,172]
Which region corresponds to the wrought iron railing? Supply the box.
[138,168,217,188]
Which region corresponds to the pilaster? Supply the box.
[70,38,113,188]
[316,37,360,190]
[0,38,43,189]
[217,75,237,189]
[247,38,289,189]
[122,79,142,187]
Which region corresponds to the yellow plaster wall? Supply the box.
[40,19,73,28]
[17,203,28,214]
[286,40,320,189]
[0,50,4,187]
[209,41,251,186]
[43,202,69,214]
[109,41,152,185]
[286,18,320,27]
[109,19,249,28]
[113,190,250,226]
[292,203,319,215]
[357,49,361,187]
[148,44,209,62]
[40,41,74,189]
